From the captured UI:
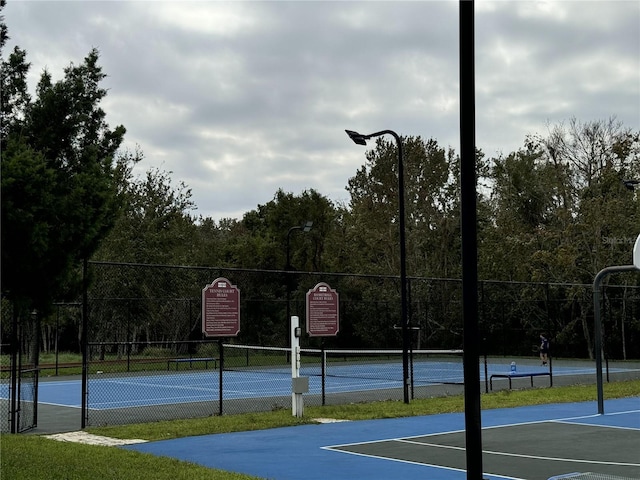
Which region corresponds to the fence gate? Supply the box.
[1,305,39,433]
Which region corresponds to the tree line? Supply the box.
[92,124,639,285]
[2,8,639,357]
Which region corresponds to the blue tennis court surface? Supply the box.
[29,361,638,410]
[124,397,640,480]
[38,370,408,409]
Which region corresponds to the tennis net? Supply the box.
[221,344,464,385]
[320,348,464,385]
[222,343,308,369]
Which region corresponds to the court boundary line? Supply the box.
[319,444,525,480]
[36,401,83,409]
[553,418,640,432]
[546,410,640,423]
[395,438,640,467]
[324,410,639,450]
[323,404,640,479]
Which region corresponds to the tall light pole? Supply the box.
[286,221,313,271]
[345,129,410,404]
[286,221,313,334]
[460,1,484,477]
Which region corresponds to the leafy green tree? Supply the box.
[93,165,196,264]
[482,147,560,281]
[527,118,640,283]
[90,166,198,344]
[483,118,640,358]
[1,19,128,316]
[342,136,492,348]
[205,189,336,346]
[215,188,335,271]
[0,0,6,49]
[343,136,483,279]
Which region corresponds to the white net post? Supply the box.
[291,316,304,417]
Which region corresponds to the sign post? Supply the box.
[202,278,240,416]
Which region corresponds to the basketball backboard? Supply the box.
[634,233,640,269]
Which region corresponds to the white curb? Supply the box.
[44,431,147,446]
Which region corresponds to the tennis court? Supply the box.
[124,397,640,480]
[31,357,639,410]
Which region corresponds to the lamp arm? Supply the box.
[366,130,401,144]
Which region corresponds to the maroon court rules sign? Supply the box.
[306,282,339,337]
[202,278,240,337]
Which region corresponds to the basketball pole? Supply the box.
[593,264,639,414]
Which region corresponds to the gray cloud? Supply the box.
[3,0,639,221]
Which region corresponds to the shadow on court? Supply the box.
[125,397,640,480]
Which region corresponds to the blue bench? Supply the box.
[489,371,551,390]
[167,357,218,371]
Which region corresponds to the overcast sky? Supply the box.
[3,1,639,221]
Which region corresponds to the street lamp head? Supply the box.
[286,220,313,270]
[623,179,640,191]
[345,129,368,146]
[288,221,313,236]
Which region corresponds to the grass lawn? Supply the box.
[1,380,638,479]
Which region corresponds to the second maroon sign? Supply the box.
[306,282,339,337]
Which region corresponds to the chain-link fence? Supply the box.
[477,281,640,360]
[84,262,640,359]
[79,262,640,425]
[0,343,8,432]
[86,340,221,426]
[84,340,472,426]
[2,261,639,429]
